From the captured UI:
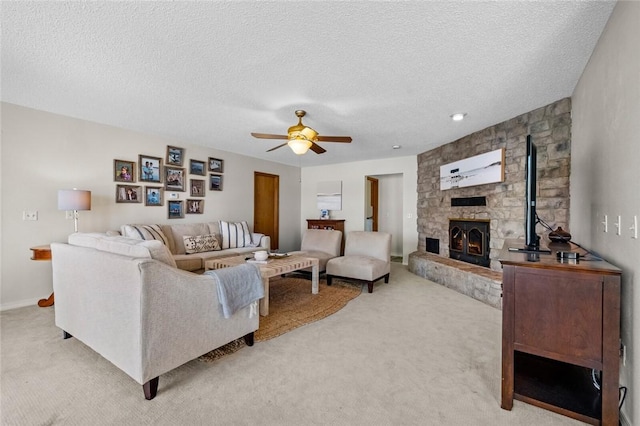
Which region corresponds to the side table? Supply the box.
[30,245,54,307]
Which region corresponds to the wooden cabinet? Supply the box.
[500,241,621,425]
[306,219,345,255]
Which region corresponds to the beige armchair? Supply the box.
[289,229,342,273]
[326,231,391,293]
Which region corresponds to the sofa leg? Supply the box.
[367,281,374,293]
[62,331,73,339]
[327,275,333,286]
[384,273,390,283]
[143,377,159,400]
[243,332,255,347]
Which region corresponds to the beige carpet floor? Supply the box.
[1,264,584,425]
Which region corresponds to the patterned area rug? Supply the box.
[200,276,361,362]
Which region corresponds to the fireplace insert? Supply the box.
[449,219,490,267]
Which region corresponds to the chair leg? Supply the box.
[243,332,255,347]
[143,377,159,400]
[384,273,390,283]
[327,275,333,286]
[367,281,374,293]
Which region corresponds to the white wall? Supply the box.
[301,157,417,263]
[0,103,301,310]
[571,2,639,424]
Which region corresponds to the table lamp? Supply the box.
[58,189,91,233]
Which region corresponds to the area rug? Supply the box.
[200,276,361,362]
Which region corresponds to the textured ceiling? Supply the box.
[1,1,616,167]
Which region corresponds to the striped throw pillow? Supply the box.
[121,224,169,246]
[218,221,253,249]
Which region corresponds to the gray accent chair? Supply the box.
[326,231,391,293]
[288,229,342,273]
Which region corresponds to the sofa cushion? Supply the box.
[139,240,177,268]
[164,223,211,255]
[121,224,169,246]
[219,221,253,249]
[183,234,221,254]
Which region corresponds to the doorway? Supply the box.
[254,172,279,250]
[366,176,379,231]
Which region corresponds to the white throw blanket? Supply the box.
[205,264,264,319]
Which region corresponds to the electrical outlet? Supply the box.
[602,215,608,233]
[621,342,627,366]
[65,211,75,220]
[23,210,38,221]
[631,215,638,239]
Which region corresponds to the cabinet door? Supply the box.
[513,268,603,367]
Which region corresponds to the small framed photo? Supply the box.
[145,186,163,206]
[209,174,223,191]
[114,159,135,182]
[139,155,162,183]
[168,200,184,219]
[166,145,184,166]
[165,167,186,191]
[208,157,224,173]
[190,179,205,197]
[190,159,206,175]
[186,199,204,214]
[116,184,142,203]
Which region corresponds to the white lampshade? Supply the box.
[288,138,313,155]
[58,189,91,211]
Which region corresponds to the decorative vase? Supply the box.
[549,227,571,243]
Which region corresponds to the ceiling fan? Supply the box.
[251,110,352,155]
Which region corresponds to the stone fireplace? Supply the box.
[449,219,490,267]
[409,97,572,308]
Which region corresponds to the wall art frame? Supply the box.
[139,155,162,183]
[209,174,223,191]
[186,199,204,214]
[144,186,163,206]
[208,157,224,173]
[116,184,142,203]
[165,167,186,192]
[168,200,184,219]
[166,145,184,166]
[114,159,135,182]
[439,148,505,190]
[189,159,206,176]
[190,179,205,197]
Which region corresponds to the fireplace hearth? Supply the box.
[449,219,490,267]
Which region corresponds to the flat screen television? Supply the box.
[508,135,551,254]
[525,135,538,249]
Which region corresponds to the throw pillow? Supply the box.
[183,234,221,254]
[218,220,253,249]
[121,224,169,246]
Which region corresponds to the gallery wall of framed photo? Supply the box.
[112,146,223,218]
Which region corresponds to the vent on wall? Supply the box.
[451,197,486,207]
[426,238,439,254]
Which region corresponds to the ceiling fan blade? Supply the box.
[251,132,289,140]
[309,142,327,154]
[316,135,352,143]
[267,142,289,152]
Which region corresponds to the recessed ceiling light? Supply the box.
[451,113,467,121]
[392,145,401,149]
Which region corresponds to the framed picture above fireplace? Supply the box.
[440,148,504,190]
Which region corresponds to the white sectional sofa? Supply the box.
[51,232,261,400]
[119,221,271,271]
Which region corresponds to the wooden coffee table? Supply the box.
[205,254,319,316]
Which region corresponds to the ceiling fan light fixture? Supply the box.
[288,138,313,155]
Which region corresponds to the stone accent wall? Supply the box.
[416,98,571,271]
